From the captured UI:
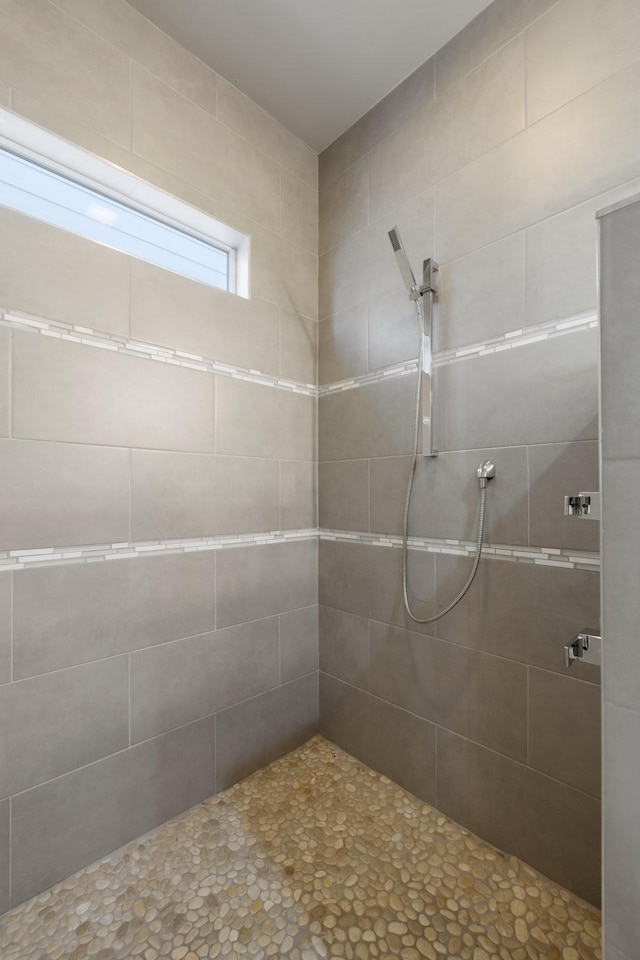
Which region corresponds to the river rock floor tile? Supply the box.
[0,735,601,960]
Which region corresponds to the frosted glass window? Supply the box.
[0,147,230,291]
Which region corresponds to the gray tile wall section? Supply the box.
[0,0,318,913]
[599,196,640,958]
[314,0,640,907]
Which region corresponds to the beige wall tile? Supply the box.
[526,0,640,124]
[437,61,640,262]
[0,331,10,441]
[215,377,314,461]
[370,38,525,223]
[318,460,369,532]
[250,221,318,320]
[318,303,368,384]
[130,261,280,376]
[279,310,317,384]
[0,439,129,550]
[0,208,130,336]
[0,0,131,147]
[319,377,415,461]
[210,118,280,231]
[49,0,217,115]
[0,80,10,106]
[280,460,316,530]
[319,157,369,254]
[0,579,10,687]
[132,64,212,194]
[12,332,215,453]
[280,170,318,254]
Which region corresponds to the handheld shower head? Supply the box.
[388,226,419,299]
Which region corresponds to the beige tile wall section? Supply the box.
[0,0,319,914]
[317,0,640,907]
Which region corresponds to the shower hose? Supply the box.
[402,297,489,624]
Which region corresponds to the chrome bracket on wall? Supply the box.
[563,491,601,520]
[564,630,602,669]
[419,258,438,458]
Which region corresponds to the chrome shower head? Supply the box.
[388,226,419,299]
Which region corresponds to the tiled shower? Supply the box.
[0,0,639,957]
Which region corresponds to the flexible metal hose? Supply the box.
[402,298,488,624]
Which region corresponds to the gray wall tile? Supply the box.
[436,328,599,450]
[318,303,368,384]
[437,729,601,906]
[0,331,8,441]
[280,169,318,255]
[0,800,8,916]
[209,116,280,232]
[216,541,318,629]
[318,460,370,532]
[604,702,640,957]
[319,157,369,254]
[435,553,601,681]
[215,377,315,461]
[280,460,316,530]
[319,540,436,632]
[602,458,640,713]
[216,674,318,791]
[529,668,601,798]
[12,332,215,453]
[368,285,419,371]
[319,605,370,691]
[319,377,415,461]
[280,606,319,684]
[0,577,11,686]
[130,260,280,376]
[528,441,599,551]
[131,451,279,540]
[370,621,527,761]
[13,552,215,679]
[11,716,215,908]
[279,310,318,385]
[0,209,130,337]
[131,618,279,744]
[370,447,528,544]
[0,439,129,550]
[0,657,129,799]
[319,673,437,806]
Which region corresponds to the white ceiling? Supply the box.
[126,0,494,152]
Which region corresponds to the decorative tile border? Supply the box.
[0,308,316,397]
[318,311,598,396]
[319,528,601,571]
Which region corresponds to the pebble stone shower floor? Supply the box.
[0,736,601,960]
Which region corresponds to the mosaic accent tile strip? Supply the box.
[318,311,598,396]
[0,529,319,572]
[0,736,601,960]
[319,528,601,571]
[0,309,316,397]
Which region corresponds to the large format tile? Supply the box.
[130,618,279,743]
[528,441,599,551]
[279,606,319,684]
[130,450,279,539]
[602,458,640,712]
[11,716,215,907]
[370,621,527,761]
[215,674,318,791]
[216,541,317,628]
[279,310,317,385]
[437,729,601,906]
[209,118,280,232]
[319,376,415,461]
[437,61,640,262]
[319,674,437,806]
[319,57,434,189]
[435,0,557,95]
[0,331,9,440]
[529,668,601,797]
[600,198,640,459]
[0,800,8,915]
[0,578,10,686]
[280,460,316,530]
[367,284,419,371]
[436,328,599,450]
[319,540,436,631]
[319,157,369,255]
[435,553,601,680]
[526,0,640,124]
[603,702,640,957]
[0,657,129,799]
[12,332,215,452]
[369,38,524,223]
[215,378,315,461]
[13,552,215,678]
[318,303,368,385]
[318,460,369,532]
[131,64,212,193]
[0,439,129,550]
[0,209,130,336]
[130,261,280,376]
[319,605,370,691]
[0,0,131,146]
[280,169,318,255]
[370,446,528,544]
